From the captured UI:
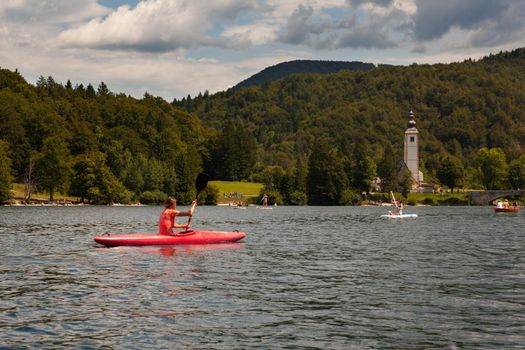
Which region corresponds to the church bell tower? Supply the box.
[404,110,420,188]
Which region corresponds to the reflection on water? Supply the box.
[0,205,524,349]
[101,242,246,257]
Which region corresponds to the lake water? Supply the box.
[0,205,523,349]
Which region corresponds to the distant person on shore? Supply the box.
[159,197,196,235]
[261,193,268,207]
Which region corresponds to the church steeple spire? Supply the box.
[407,110,416,128]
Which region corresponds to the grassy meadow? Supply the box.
[209,181,264,205]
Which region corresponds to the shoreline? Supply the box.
[5,199,145,207]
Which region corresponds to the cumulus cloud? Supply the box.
[411,0,510,41]
[222,22,278,47]
[468,0,525,47]
[58,0,269,52]
[278,3,400,49]
[0,1,110,52]
[346,0,394,7]
[277,0,525,51]
[0,0,109,23]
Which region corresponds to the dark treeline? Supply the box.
[1,48,525,205]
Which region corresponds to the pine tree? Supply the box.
[35,136,71,201]
[306,138,348,205]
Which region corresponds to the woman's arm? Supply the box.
[174,200,197,217]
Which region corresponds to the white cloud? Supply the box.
[58,0,270,52]
[222,22,278,46]
[0,0,109,23]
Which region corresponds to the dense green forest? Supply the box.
[174,48,525,204]
[1,48,525,205]
[0,70,211,204]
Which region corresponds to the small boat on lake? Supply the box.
[494,206,520,213]
[494,199,520,213]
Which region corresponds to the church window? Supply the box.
[410,136,415,142]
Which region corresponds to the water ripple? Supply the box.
[0,205,524,349]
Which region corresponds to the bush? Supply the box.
[339,189,362,205]
[371,192,390,203]
[116,188,133,204]
[421,197,436,205]
[200,184,220,205]
[437,196,469,205]
[140,190,167,205]
[288,191,307,205]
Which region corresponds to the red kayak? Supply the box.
[94,230,246,247]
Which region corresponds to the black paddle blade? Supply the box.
[195,173,209,194]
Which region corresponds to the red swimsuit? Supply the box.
[159,209,176,235]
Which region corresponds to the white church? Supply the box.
[373,109,431,192]
[402,110,424,190]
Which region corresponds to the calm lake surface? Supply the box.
[0,205,523,349]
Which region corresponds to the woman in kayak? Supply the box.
[159,197,197,235]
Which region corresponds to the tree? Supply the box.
[352,141,377,195]
[436,155,464,193]
[210,121,257,181]
[0,140,13,202]
[24,152,39,201]
[306,138,348,205]
[508,155,525,189]
[70,152,131,204]
[142,157,164,192]
[377,143,398,193]
[201,183,220,205]
[35,136,71,201]
[399,169,413,198]
[97,82,111,97]
[475,148,508,190]
[69,155,97,203]
[85,83,96,97]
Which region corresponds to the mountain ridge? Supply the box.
[234,59,376,89]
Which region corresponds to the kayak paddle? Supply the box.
[184,172,209,231]
[195,172,209,195]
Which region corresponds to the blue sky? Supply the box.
[1,0,525,100]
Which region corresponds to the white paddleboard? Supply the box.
[381,213,418,218]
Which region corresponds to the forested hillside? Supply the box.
[174,48,525,204]
[1,49,525,205]
[234,60,375,89]
[0,69,212,204]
